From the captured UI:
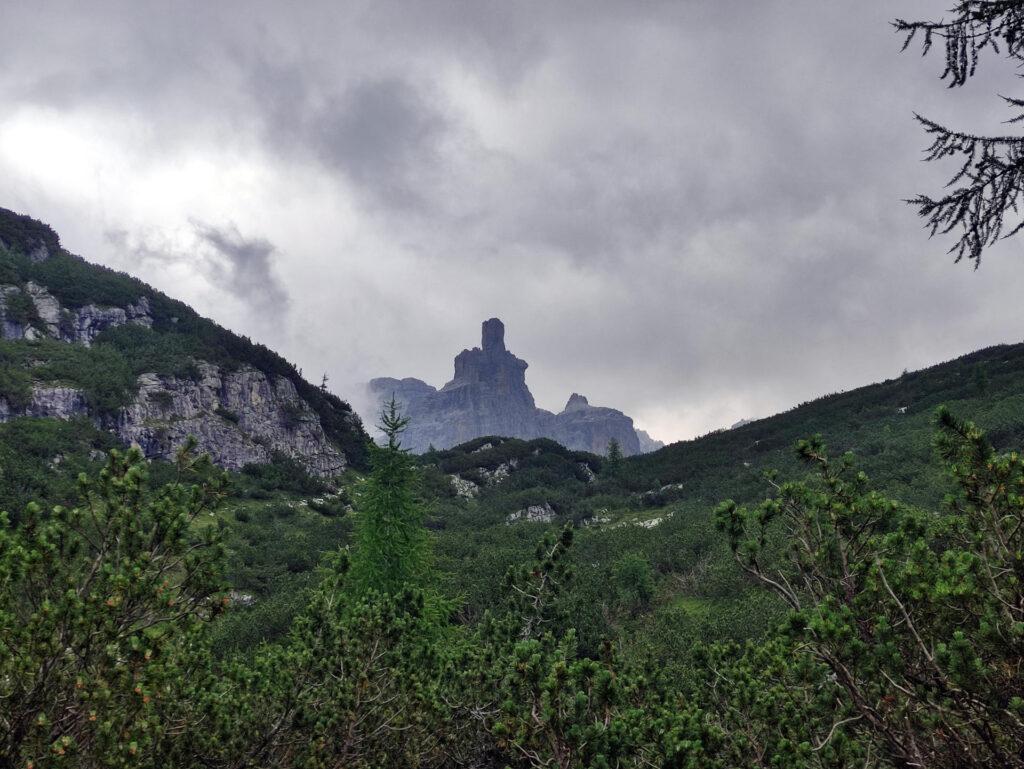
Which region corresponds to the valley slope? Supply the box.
[3,205,1024,663]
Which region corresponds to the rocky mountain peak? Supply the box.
[481,317,506,353]
[447,318,532,411]
[563,393,590,412]
[368,319,660,456]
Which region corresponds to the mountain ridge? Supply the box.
[369,318,664,455]
[0,206,369,473]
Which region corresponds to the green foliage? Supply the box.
[0,443,227,768]
[177,556,448,768]
[0,407,1021,767]
[687,638,867,768]
[973,362,990,393]
[631,341,1024,506]
[896,4,1024,265]
[350,399,430,595]
[715,409,1024,768]
[0,207,60,258]
[96,324,201,380]
[0,418,118,523]
[214,405,239,423]
[612,551,655,615]
[3,288,41,327]
[238,452,329,496]
[605,436,623,477]
[0,362,32,409]
[0,338,136,415]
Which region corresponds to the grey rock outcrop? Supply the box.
[635,429,665,453]
[548,393,641,456]
[479,458,519,485]
[506,502,557,525]
[0,385,92,422]
[116,363,346,475]
[449,475,480,499]
[0,284,346,476]
[0,281,153,345]
[0,365,347,477]
[369,318,660,456]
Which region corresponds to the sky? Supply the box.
[2,1,1024,444]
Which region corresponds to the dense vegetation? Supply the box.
[2,391,1022,767]
[4,334,1024,668]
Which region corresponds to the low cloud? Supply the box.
[105,221,289,318]
[191,221,289,314]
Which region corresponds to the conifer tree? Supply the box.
[896,3,1024,265]
[716,410,1024,768]
[350,397,430,595]
[0,443,226,768]
[605,437,623,478]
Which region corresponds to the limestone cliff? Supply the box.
[116,363,346,475]
[0,206,365,475]
[371,320,544,449]
[369,319,662,455]
[0,281,153,344]
[547,393,643,455]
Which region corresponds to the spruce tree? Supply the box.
[605,437,623,478]
[350,397,429,595]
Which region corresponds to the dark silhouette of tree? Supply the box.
[604,437,623,478]
[896,2,1024,266]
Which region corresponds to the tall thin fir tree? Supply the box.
[350,397,430,595]
[605,437,623,478]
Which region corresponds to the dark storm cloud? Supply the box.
[105,223,289,317]
[191,222,290,314]
[3,0,1024,440]
[250,64,449,209]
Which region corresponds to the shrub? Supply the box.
[215,405,240,423]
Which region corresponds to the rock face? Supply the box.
[547,393,643,456]
[0,281,153,345]
[506,502,557,525]
[116,363,346,475]
[0,361,348,476]
[369,319,663,456]
[371,319,543,450]
[0,386,91,422]
[0,217,354,476]
[635,429,665,453]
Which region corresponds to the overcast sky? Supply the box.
[2,1,1024,443]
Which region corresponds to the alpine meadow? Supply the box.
[2,2,1024,768]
